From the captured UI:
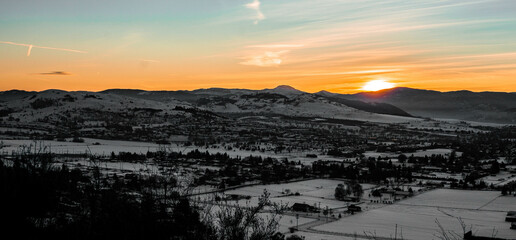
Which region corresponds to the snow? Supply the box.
[223,180,376,211]
[285,232,358,240]
[225,179,346,198]
[64,159,160,173]
[204,90,419,124]
[2,91,185,124]
[399,189,500,209]
[269,213,315,233]
[363,148,462,159]
[480,172,516,187]
[479,196,516,212]
[312,189,515,240]
[0,138,162,155]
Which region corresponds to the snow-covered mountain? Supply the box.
[102,85,416,124]
[4,85,513,125]
[0,89,190,124]
[340,87,516,124]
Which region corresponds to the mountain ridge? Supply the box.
[341,87,516,124]
[1,86,515,124]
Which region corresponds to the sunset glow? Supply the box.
[361,80,396,92]
[1,0,516,93]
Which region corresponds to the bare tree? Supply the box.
[205,189,288,240]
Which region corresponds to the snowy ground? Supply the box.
[480,171,516,187]
[222,179,376,211]
[363,148,462,159]
[0,138,328,164]
[0,138,162,155]
[312,189,515,240]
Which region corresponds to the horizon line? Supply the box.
[1,86,515,95]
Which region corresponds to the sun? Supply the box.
[361,79,396,91]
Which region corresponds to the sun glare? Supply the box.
[361,79,396,91]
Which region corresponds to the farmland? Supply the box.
[310,189,515,240]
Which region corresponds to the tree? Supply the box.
[211,189,287,240]
[490,161,500,174]
[398,154,407,163]
[352,182,363,198]
[371,189,382,197]
[334,184,346,200]
[501,186,508,196]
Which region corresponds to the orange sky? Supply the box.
[2,0,516,93]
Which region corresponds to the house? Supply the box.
[292,203,319,213]
[347,204,361,213]
[506,211,516,222]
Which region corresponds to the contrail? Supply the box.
[0,41,87,56]
[27,45,33,56]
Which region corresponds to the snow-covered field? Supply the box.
[363,148,461,160]
[225,179,345,198]
[480,195,516,212]
[399,189,500,209]
[312,189,515,240]
[0,138,162,155]
[0,138,322,165]
[480,171,516,187]
[221,180,379,213]
[273,214,315,233]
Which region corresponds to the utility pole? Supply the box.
[296,213,299,230]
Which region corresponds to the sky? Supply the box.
[1,0,516,93]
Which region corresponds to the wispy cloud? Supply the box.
[140,59,160,63]
[36,71,72,76]
[300,69,404,76]
[0,41,87,56]
[139,59,160,68]
[247,44,303,48]
[245,0,265,24]
[240,50,287,67]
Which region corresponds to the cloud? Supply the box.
[139,59,160,68]
[245,0,265,24]
[300,69,404,76]
[37,71,72,76]
[240,51,288,67]
[247,44,304,48]
[140,59,160,63]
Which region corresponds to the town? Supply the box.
[1,94,515,239]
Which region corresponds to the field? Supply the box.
[224,179,376,211]
[312,189,516,240]
[0,138,162,155]
[0,138,337,164]
[481,171,516,187]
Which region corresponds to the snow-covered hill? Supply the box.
[0,86,419,125]
[342,87,516,124]
[103,85,417,123]
[0,90,190,124]
[193,86,416,123]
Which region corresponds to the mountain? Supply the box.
[0,86,417,128]
[314,91,412,117]
[3,85,513,125]
[0,89,192,125]
[100,85,415,123]
[342,87,516,124]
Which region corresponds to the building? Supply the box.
[292,203,319,213]
[347,204,362,213]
